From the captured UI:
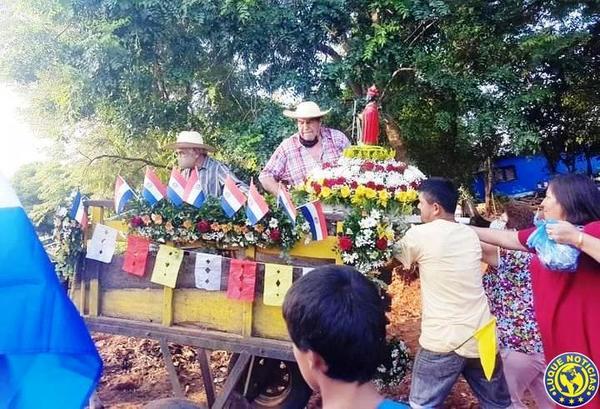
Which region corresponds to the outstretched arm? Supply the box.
[481,242,499,268]
[471,226,527,252]
[547,221,600,263]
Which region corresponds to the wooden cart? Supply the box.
[72,201,343,408]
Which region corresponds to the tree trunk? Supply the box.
[382,114,408,162]
[484,157,494,214]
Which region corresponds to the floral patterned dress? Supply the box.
[482,248,544,354]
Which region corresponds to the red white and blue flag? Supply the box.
[69,190,88,229]
[221,175,246,217]
[246,180,269,225]
[183,168,207,208]
[114,176,135,214]
[299,201,328,241]
[142,168,167,206]
[277,184,297,224]
[167,168,186,207]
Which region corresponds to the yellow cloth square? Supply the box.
[150,245,184,288]
[263,263,293,306]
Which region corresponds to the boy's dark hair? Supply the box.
[282,265,386,384]
[419,177,458,214]
[549,174,600,225]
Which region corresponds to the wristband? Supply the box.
[577,232,584,249]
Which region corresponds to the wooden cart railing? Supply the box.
[73,200,342,409]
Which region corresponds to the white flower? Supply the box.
[269,218,279,228]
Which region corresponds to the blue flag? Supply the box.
[0,176,102,408]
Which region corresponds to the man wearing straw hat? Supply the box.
[167,131,247,197]
[259,101,350,196]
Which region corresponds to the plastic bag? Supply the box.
[526,219,581,272]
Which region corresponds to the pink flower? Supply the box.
[338,235,353,252]
[362,162,375,171]
[376,238,388,251]
[130,216,143,228]
[196,220,211,233]
[269,228,281,242]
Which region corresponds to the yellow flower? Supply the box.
[183,219,193,229]
[365,188,377,199]
[320,186,332,199]
[141,215,151,226]
[254,224,265,233]
[354,185,366,197]
[377,190,390,206]
[165,221,174,233]
[222,223,233,233]
[340,185,351,198]
[395,190,418,203]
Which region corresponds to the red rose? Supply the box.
[336,177,346,185]
[375,184,385,191]
[400,185,407,192]
[362,162,375,171]
[366,181,377,189]
[410,181,420,189]
[397,163,407,172]
[338,235,353,252]
[350,181,358,189]
[323,179,335,188]
[386,164,394,172]
[312,182,322,195]
[269,228,281,242]
[376,238,388,251]
[196,220,211,233]
[130,216,143,228]
[322,162,331,169]
[374,164,385,172]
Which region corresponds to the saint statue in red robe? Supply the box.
[361,85,380,145]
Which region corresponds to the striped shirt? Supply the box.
[182,156,248,197]
[260,127,350,187]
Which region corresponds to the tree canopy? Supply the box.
[1,0,599,223]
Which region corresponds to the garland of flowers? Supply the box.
[51,196,85,282]
[337,208,409,280]
[126,197,301,251]
[373,337,411,390]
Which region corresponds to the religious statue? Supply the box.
[360,85,380,145]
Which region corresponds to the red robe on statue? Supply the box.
[361,101,379,145]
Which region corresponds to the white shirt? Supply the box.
[395,219,493,358]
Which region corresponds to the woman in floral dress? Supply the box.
[481,203,552,409]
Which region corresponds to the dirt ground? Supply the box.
[94,278,532,408]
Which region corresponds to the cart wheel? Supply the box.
[226,357,311,409]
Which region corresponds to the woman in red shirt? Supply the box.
[473,174,600,384]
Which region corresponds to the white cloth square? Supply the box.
[194,253,223,291]
[85,224,118,263]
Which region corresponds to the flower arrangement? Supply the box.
[373,337,411,390]
[50,197,85,283]
[126,197,300,250]
[342,145,396,161]
[337,208,409,279]
[293,156,424,214]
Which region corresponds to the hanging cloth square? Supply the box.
[194,252,223,291]
[226,259,257,301]
[122,235,150,276]
[150,245,184,288]
[263,263,293,306]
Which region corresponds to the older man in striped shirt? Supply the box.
[167,131,248,196]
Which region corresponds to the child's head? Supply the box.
[282,265,386,390]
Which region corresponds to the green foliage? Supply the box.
[2,0,599,222]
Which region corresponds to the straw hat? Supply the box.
[283,101,331,119]
[165,131,215,151]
